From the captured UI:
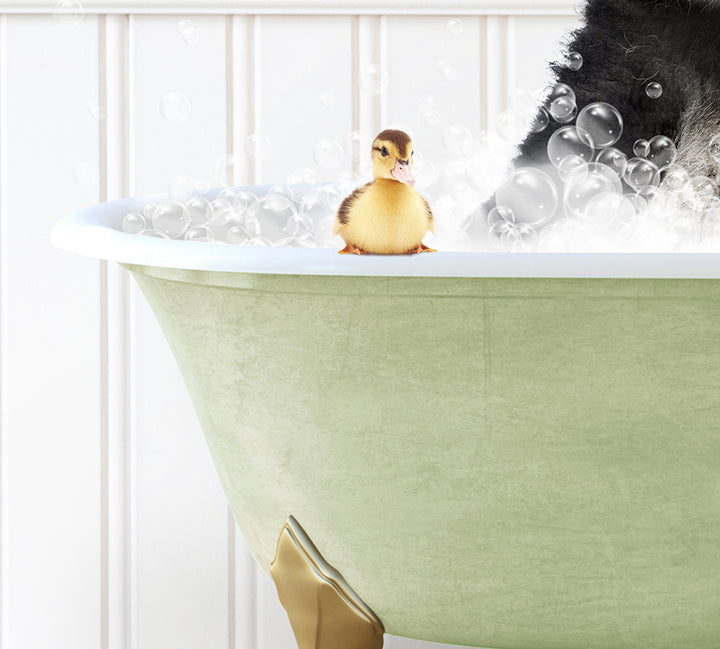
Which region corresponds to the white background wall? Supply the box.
[0,2,580,648]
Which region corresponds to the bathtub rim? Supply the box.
[52,186,720,278]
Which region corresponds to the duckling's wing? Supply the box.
[333,182,372,235]
[421,195,435,233]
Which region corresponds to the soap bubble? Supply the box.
[488,219,516,249]
[446,18,464,35]
[168,174,197,201]
[646,135,677,169]
[142,201,159,220]
[633,139,650,158]
[53,0,84,27]
[566,51,583,71]
[418,95,436,114]
[313,139,344,169]
[563,162,622,219]
[286,212,315,238]
[529,107,550,133]
[184,196,211,226]
[152,202,190,237]
[576,102,623,148]
[215,154,245,185]
[358,64,388,95]
[487,205,516,227]
[496,110,528,142]
[624,158,660,192]
[226,225,250,244]
[246,133,271,159]
[423,109,441,126]
[709,134,720,163]
[549,96,577,123]
[495,167,558,226]
[645,82,663,99]
[160,91,191,123]
[208,198,236,225]
[581,193,635,231]
[246,194,298,241]
[86,100,106,121]
[437,59,458,81]
[140,229,170,239]
[557,155,588,182]
[184,226,214,242]
[320,91,335,108]
[548,82,576,105]
[547,126,594,167]
[177,19,199,45]
[122,212,146,234]
[287,168,320,187]
[595,147,628,178]
[442,125,473,155]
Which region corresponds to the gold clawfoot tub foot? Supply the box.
[270,516,385,649]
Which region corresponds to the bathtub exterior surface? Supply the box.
[127,264,720,649]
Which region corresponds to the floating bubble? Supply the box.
[495,167,558,226]
[177,19,199,45]
[690,176,716,207]
[646,135,677,169]
[558,155,588,182]
[496,109,528,142]
[645,82,663,99]
[548,82,576,105]
[184,226,215,242]
[487,205,516,227]
[446,18,464,35]
[215,154,245,186]
[208,198,236,225]
[581,193,635,231]
[529,107,550,133]
[488,219,516,249]
[418,95,437,114]
[142,202,159,220]
[122,212,146,234]
[423,109,441,126]
[437,59,459,81]
[87,100,106,121]
[624,158,660,192]
[168,174,196,201]
[246,194,298,241]
[633,139,650,158]
[566,51,583,71]
[53,0,84,27]
[246,133,271,159]
[184,196,211,226]
[287,168,321,187]
[576,102,623,148]
[286,212,315,238]
[563,162,622,220]
[226,225,250,244]
[596,147,628,178]
[152,202,190,237]
[358,64,388,95]
[442,125,473,155]
[709,134,720,163]
[549,96,577,123]
[320,91,336,108]
[547,126,594,167]
[160,91,191,123]
[313,139,344,169]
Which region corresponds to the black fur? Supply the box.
[517,0,720,172]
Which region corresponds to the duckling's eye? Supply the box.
[381,146,389,157]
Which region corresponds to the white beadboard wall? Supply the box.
[0,3,580,649]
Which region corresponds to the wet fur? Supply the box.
[517,0,720,184]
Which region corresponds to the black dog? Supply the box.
[517,0,720,180]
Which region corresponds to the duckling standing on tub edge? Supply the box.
[333,129,436,255]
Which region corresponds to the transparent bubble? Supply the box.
[508,223,540,252]
[215,154,246,186]
[496,110,527,142]
[320,91,336,108]
[142,201,160,221]
[558,155,588,182]
[488,219,516,250]
[140,229,170,239]
[547,126,594,167]
[549,96,577,123]
[548,82,576,104]
[152,202,190,237]
[53,0,84,27]
[248,236,273,246]
[418,95,436,114]
[633,139,650,158]
[226,225,250,245]
[646,135,677,169]
[287,168,321,187]
[645,82,663,99]
[624,158,660,192]
[563,162,622,219]
[246,194,298,241]
[209,198,236,225]
[358,64,388,95]
[313,139,344,169]
[487,205,516,227]
[442,125,473,155]
[437,59,458,81]
[121,212,146,234]
[495,167,558,226]
[423,109,441,126]
[566,51,583,71]
[286,212,315,238]
[690,176,716,206]
[709,134,720,163]
[86,100,106,121]
[576,102,623,148]
[581,193,635,231]
[168,174,196,201]
[529,107,550,133]
[245,133,271,159]
[183,226,214,242]
[345,131,372,163]
[662,165,691,193]
[177,19,199,45]
[446,18,464,35]
[160,91,191,123]
[184,196,211,226]
[595,147,628,178]
[231,190,257,213]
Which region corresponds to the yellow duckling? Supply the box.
[333,129,436,254]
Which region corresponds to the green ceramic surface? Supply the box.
[127,263,720,649]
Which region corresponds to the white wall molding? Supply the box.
[0,1,577,15]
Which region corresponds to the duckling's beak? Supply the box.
[390,159,415,186]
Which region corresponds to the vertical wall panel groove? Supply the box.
[0,13,8,649]
[356,15,382,143]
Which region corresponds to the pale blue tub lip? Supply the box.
[52,187,720,279]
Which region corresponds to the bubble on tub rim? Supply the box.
[53,0,84,27]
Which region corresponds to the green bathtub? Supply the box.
[53,191,720,649]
